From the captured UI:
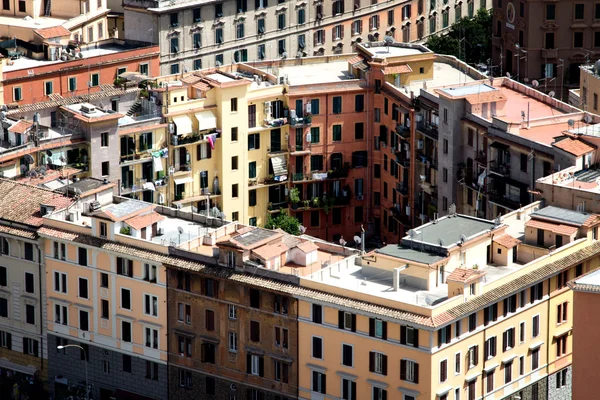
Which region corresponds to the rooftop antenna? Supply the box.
[177,226,184,245]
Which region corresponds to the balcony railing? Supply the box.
[489,160,510,177]
[395,124,410,138]
[416,121,439,140]
[290,116,312,128]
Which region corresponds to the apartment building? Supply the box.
[293,202,597,400]
[490,0,599,99]
[121,0,491,76]
[38,181,235,399]
[1,39,159,106]
[568,268,600,400]
[0,0,109,44]
[0,180,72,395]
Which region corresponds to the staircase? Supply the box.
[126,100,141,117]
[44,0,51,16]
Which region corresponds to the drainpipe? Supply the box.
[165,268,170,400]
[36,244,44,372]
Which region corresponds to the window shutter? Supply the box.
[255,0,260,8]
[493,303,498,320]
[341,25,344,39]
[414,362,419,383]
[474,345,479,365]
[484,340,489,359]
[503,298,508,317]
[369,351,375,372]
[503,331,507,351]
[382,355,388,375]
[557,304,561,322]
[338,311,344,329]
[400,326,407,345]
[128,260,133,277]
[446,326,451,344]
[351,314,356,332]
[382,321,387,340]
[369,318,375,336]
[332,28,335,41]
[413,329,419,348]
[246,354,252,373]
[259,356,264,376]
[530,286,535,303]
[117,258,122,275]
[314,32,318,46]
[382,389,387,400]
[440,360,446,381]
[484,308,489,326]
[196,144,202,161]
[438,329,442,346]
[322,373,326,393]
[22,337,27,353]
[400,359,406,380]
[351,382,357,400]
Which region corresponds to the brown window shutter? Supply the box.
[400,359,406,380]
[382,354,388,375]
[369,351,375,372]
[369,318,375,337]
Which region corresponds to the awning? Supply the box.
[172,115,193,136]
[174,176,193,185]
[553,326,572,339]
[270,155,288,177]
[436,386,452,396]
[0,358,37,375]
[502,354,517,364]
[529,341,544,350]
[483,363,499,373]
[465,371,479,382]
[195,110,217,131]
[490,141,510,150]
[118,72,149,83]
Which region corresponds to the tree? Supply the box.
[425,9,492,65]
[265,212,301,235]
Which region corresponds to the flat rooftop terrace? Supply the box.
[498,86,567,122]
[403,62,476,96]
[362,44,426,59]
[307,260,525,308]
[538,165,600,193]
[0,15,66,30]
[268,60,353,85]
[406,214,497,247]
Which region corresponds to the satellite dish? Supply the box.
[424,296,433,306]
[215,61,222,67]
[460,234,467,243]
[177,226,184,234]
[183,66,189,73]
[299,225,307,234]
[46,149,52,157]
[20,164,27,174]
[438,238,444,246]
[367,33,375,42]
[281,52,288,59]
[353,235,361,244]
[24,154,34,164]
[584,114,593,123]
[532,80,539,87]
[383,35,394,44]
[568,119,575,127]
[506,72,511,78]
[59,156,66,163]
[339,238,347,246]
[408,229,417,238]
[523,78,529,83]
[549,91,555,98]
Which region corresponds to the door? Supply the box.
[270,128,281,152]
[537,229,544,246]
[556,234,563,248]
[179,148,187,169]
[152,223,158,237]
[295,156,303,174]
[141,227,147,240]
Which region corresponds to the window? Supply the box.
[557,301,568,324]
[401,359,418,382]
[339,311,355,331]
[100,299,109,320]
[440,359,448,382]
[248,133,260,150]
[250,320,260,342]
[311,99,320,114]
[504,294,517,316]
[101,161,110,177]
[469,313,477,331]
[13,87,22,101]
[232,184,239,198]
[311,155,323,171]
[231,98,238,112]
[274,326,289,348]
[485,336,497,359]
[443,168,448,183]
[228,304,237,320]
[79,309,88,331]
[192,7,201,22]
[373,387,386,400]
[122,354,132,373]
[145,327,159,349]
[205,309,215,331]
[484,303,498,325]
[25,272,34,294]
[78,278,88,299]
[121,288,131,310]
[556,368,568,388]
[443,139,448,154]
[468,345,479,368]
[312,336,323,358]
[504,361,513,384]
[531,347,540,370]
[574,31,584,48]
[340,343,354,367]
[277,13,286,30]
[278,39,286,55]
[201,342,216,363]
[439,325,451,346]
[486,370,494,393]
[179,369,192,388]
[312,371,326,393]
[231,156,238,170]
[519,321,525,343]
[236,23,245,39]
[228,331,238,352]
[0,239,8,256]
[24,304,35,325]
[557,270,569,289]
[370,14,380,30]
[54,271,67,293]
[248,354,264,376]
[23,338,38,357]
[332,124,342,141]
[370,351,387,375]
[0,298,7,318]
[178,335,192,357]
[333,96,342,114]
[556,335,567,357]
[400,326,419,347]
[298,8,306,24]
[312,304,322,323]
[369,318,387,339]
[503,327,515,351]
[531,282,544,303]
[170,12,179,27]
[55,303,68,325]
[575,3,584,19]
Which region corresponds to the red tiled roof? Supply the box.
[125,212,165,230]
[347,55,365,65]
[553,138,595,157]
[382,64,413,74]
[34,25,71,39]
[8,120,33,134]
[296,241,318,253]
[192,82,211,91]
[446,268,486,283]
[252,243,288,260]
[493,234,521,248]
[526,219,578,236]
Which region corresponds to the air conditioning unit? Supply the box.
[405,205,411,216]
[290,109,297,119]
[417,139,423,149]
[305,102,312,114]
[404,143,410,150]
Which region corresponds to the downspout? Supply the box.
[410,102,416,227]
[165,267,170,400]
[36,244,44,372]
[325,93,329,240]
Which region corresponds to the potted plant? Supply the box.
[289,187,300,210]
[312,197,320,207]
[303,199,310,209]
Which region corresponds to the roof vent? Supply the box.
[80,105,96,114]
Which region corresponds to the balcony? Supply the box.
[488,191,521,211]
[489,160,511,177]
[291,144,310,156]
[542,48,558,59]
[417,152,437,170]
[267,146,288,156]
[416,121,439,140]
[292,173,305,182]
[290,116,312,128]
[395,124,410,139]
[396,182,409,196]
[171,130,219,147]
[475,150,487,165]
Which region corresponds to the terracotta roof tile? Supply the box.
[446,268,486,283]
[553,138,595,157]
[0,224,37,240]
[34,25,71,39]
[526,219,578,236]
[0,179,72,227]
[296,241,318,253]
[125,212,165,230]
[192,82,211,91]
[8,120,33,134]
[347,55,365,65]
[383,65,413,74]
[493,234,521,248]
[252,243,287,260]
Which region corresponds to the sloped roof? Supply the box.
[8,120,33,134]
[553,138,595,157]
[33,25,71,39]
[446,268,486,283]
[526,219,578,236]
[125,212,165,230]
[493,234,521,248]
